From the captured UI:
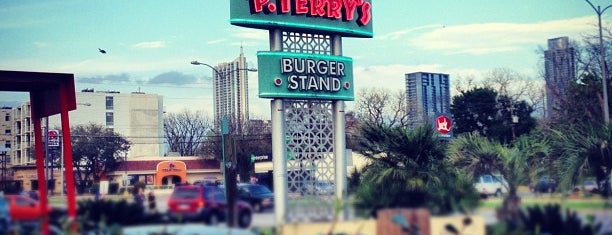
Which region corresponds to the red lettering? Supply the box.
[251,0,269,13]
[295,0,309,14]
[358,2,371,26]
[249,0,372,27]
[342,0,361,21]
[280,0,291,13]
[310,0,327,17]
[327,0,342,19]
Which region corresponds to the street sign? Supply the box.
[48,130,60,148]
[434,114,453,139]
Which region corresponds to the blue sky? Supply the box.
[0,0,609,118]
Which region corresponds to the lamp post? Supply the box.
[191,60,257,227]
[586,0,612,124]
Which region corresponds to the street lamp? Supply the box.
[191,60,257,227]
[586,0,612,124]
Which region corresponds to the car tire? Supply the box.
[208,212,220,226]
[238,211,252,228]
[253,203,262,213]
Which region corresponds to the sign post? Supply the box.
[230,0,373,224]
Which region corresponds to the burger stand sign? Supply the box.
[230,0,373,100]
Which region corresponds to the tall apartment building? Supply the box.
[213,47,251,133]
[405,72,451,129]
[544,37,576,120]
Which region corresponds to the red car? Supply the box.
[167,185,252,228]
[4,194,52,222]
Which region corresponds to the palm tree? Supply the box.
[448,133,549,221]
[548,123,612,197]
[354,124,479,215]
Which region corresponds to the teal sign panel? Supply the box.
[257,51,354,100]
[230,0,373,38]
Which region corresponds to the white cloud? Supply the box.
[353,63,443,92]
[132,41,167,49]
[206,39,226,44]
[230,28,268,41]
[376,24,444,41]
[408,16,596,55]
[33,41,47,48]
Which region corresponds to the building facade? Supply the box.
[405,72,451,129]
[213,47,251,133]
[5,90,166,193]
[49,89,166,158]
[544,37,576,120]
[1,107,12,185]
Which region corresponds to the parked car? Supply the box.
[4,194,52,222]
[0,194,10,233]
[237,183,274,213]
[531,177,557,193]
[474,174,508,197]
[304,181,335,195]
[581,179,599,193]
[166,185,252,228]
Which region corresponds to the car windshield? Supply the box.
[171,187,200,199]
[247,185,272,194]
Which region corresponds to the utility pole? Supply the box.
[586,0,612,124]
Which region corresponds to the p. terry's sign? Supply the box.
[230,0,373,38]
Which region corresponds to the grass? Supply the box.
[479,194,612,211]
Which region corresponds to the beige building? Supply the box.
[48,89,166,158]
[6,89,166,193]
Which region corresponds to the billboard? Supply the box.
[230,0,373,38]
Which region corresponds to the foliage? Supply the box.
[450,87,536,144]
[546,123,612,197]
[71,123,130,193]
[354,88,408,128]
[448,133,549,221]
[164,110,213,156]
[353,124,479,216]
[488,204,601,235]
[76,199,164,233]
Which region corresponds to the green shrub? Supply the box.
[488,204,601,235]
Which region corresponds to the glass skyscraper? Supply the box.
[544,37,576,120]
[405,72,451,129]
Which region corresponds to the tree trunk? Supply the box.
[497,191,521,223]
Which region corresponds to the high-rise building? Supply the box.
[544,37,576,120]
[405,72,451,129]
[213,47,250,133]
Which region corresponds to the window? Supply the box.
[4,129,10,134]
[106,96,114,110]
[4,115,9,121]
[4,141,9,148]
[106,112,114,126]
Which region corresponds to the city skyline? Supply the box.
[0,1,609,119]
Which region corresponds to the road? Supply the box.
[151,190,275,227]
[53,190,612,232]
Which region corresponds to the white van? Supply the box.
[474,174,508,197]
